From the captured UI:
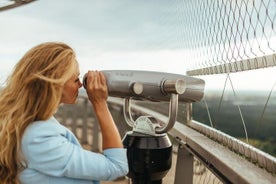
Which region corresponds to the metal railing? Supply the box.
[55,96,276,184]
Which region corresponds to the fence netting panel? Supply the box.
[175,0,276,75]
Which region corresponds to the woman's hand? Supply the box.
[84,70,123,149]
[84,71,108,104]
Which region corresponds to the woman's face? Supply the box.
[60,64,83,104]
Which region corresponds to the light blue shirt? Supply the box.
[19,117,129,184]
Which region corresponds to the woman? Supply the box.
[0,42,128,184]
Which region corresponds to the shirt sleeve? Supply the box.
[21,119,129,181]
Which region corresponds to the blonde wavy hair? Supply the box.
[0,42,78,183]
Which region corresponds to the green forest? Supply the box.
[191,90,276,156]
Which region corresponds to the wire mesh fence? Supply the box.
[170,0,276,162]
[177,0,276,75]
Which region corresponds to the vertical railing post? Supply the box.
[174,143,194,184]
[81,99,88,144]
[92,119,100,152]
[174,102,194,184]
[186,103,192,123]
[71,112,77,136]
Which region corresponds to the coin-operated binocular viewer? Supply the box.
[84,70,205,184]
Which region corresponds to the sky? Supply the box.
[0,0,275,91]
[0,0,190,81]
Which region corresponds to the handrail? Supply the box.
[187,120,276,174]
